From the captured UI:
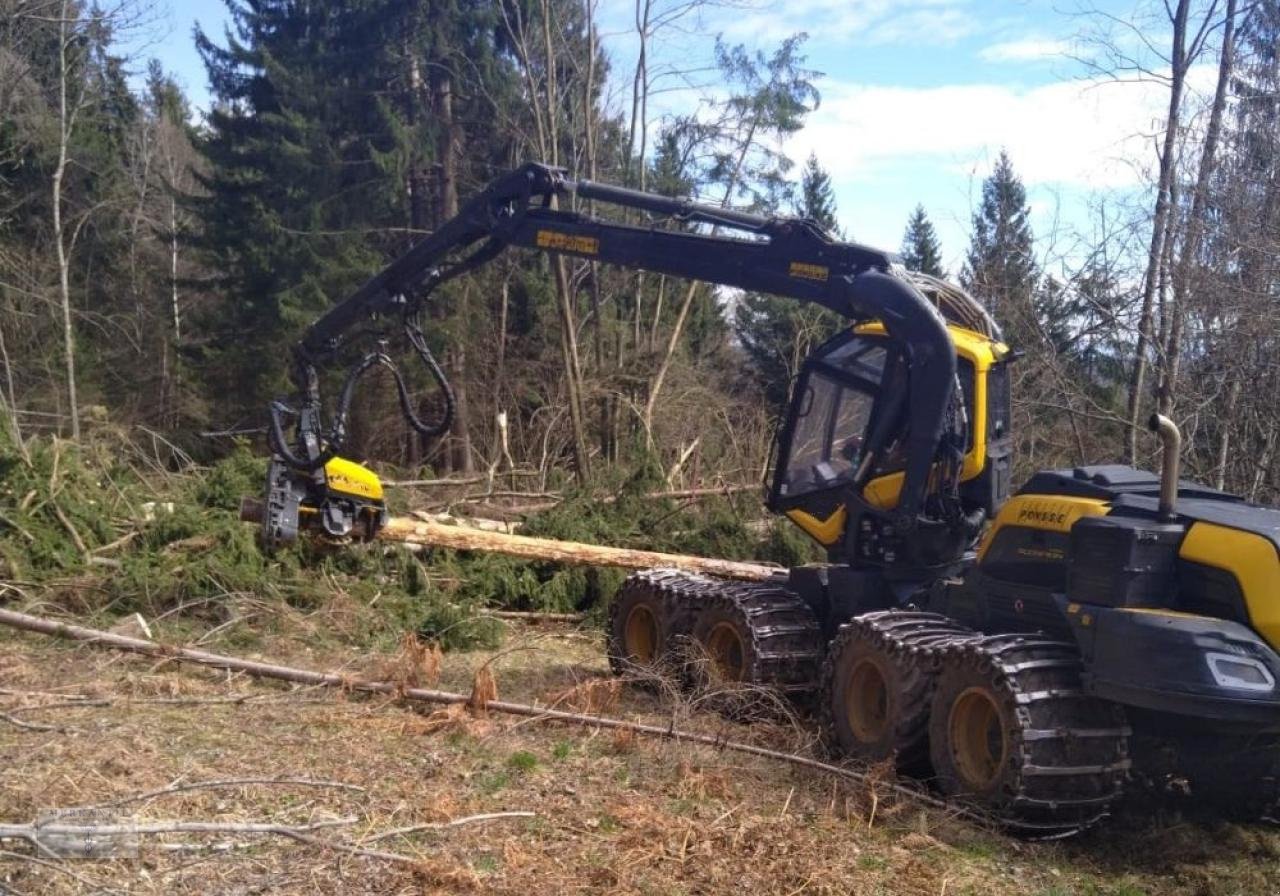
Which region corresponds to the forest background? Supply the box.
[2,0,1277,513]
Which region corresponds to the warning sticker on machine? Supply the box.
[537,230,600,255]
[788,261,829,282]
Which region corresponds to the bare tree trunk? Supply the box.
[1159,0,1237,416]
[544,0,590,477]
[643,120,757,434]
[500,0,591,476]
[53,0,79,441]
[432,65,473,474]
[625,0,651,180]
[1251,425,1279,503]
[1214,374,1242,490]
[582,0,610,458]
[0,319,23,453]
[554,257,592,475]
[627,0,653,388]
[494,277,509,422]
[169,196,181,341]
[1126,0,1190,462]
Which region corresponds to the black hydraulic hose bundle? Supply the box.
[268,310,455,472]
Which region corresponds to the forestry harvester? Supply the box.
[253,162,1280,835]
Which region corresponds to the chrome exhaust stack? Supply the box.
[1148,414,1182,522]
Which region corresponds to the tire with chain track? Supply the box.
[927,634,1130,836]
[606,569,692,679]
[822,611,974,771]
[607,570,822,713]
[687,581,821,683]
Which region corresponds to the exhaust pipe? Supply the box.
[1148,413,1182,522]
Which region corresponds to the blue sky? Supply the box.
[131,0,1191,274]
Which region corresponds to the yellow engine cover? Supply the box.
[1180,522,1280,652]
[323,457,384,503]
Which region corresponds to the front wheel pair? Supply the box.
[824,617,1130,835]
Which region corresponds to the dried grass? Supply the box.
[542,676,621,714]
[2,617,1278,896]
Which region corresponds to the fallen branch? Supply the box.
[479,609,585,623]
[85,777,367,809]
[0,608,953,815]
[0,818,356,843]
[0,816,432,868]
[0,710,67,732]
[362,811,535,843]
[49,501,89,559]
[2,694,335,715]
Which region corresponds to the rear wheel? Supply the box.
[685,581,822,717]
[928,635,1130,837]
[607,571,679,679]
[701,618,749,683]
[691,603,756,690]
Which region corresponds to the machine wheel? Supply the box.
[822,611,974,770]
[607,570,687,679]
[683,580,822,714]
[928,634,1130,837]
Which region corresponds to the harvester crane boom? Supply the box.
[276,162,966,530]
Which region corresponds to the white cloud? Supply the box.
[979,37,1072,63]
[713,0,976,46]
[785,65,1217,191]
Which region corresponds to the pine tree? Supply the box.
[960,151,1039,344]
[735,153,844,409]
[900,204,944,277]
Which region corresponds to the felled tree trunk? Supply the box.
[377,515,780,582]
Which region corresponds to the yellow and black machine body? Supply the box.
[952,461,1280,726]
[768,317,1013,578]
[260,161,1280,836]
[259,455,386,545]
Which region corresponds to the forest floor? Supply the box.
[2,601,1279,896]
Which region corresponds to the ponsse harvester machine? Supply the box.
[255,162,1280,836]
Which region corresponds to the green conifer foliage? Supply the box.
[960,151,1040,345]
[900,204,944,277]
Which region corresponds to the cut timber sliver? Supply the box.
[241,496,783,583]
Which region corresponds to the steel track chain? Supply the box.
[608,575,1130,837]
[929,634,1131,836]
[609,568,822,692]
[820,611,977,768]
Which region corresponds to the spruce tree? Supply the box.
[960,151,1039,343]
[191,1,516,427]
[799,152,839,234]
[900,204,944,277]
